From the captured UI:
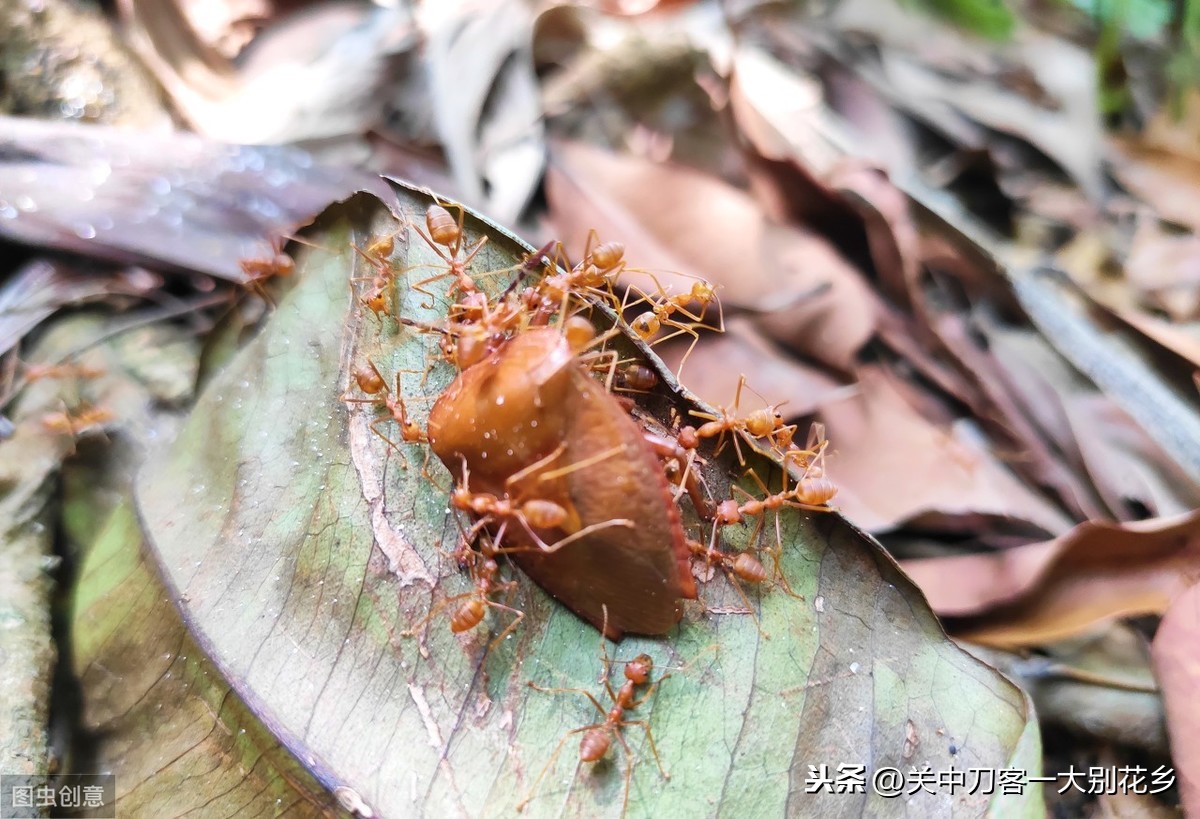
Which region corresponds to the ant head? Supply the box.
[716,498,742,525]
[455,454,473,485]
[454,327,490,370]
[690,280,716,303]
[625,654,654,683]
[365,291,387,314]
[449,484,473,512]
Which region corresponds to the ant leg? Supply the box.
[459,235,488,268]
[396,590,475,642]
[693,530,770,638]
[535,443,627,484]
[481,599,525,658]
[407,269,454,306]
[412,226,455,268]
[722,565,770,639]
[768,510,802,599]
[619,718,669,779]
[620,282,654,315]
[368,417,406,455]
[527,684,610,719]
[652,324,703,379]
[515,725,597,812]
[505,442,568,489]
[643,432,715,520]
[670,448,701,507]
[584,349,621,392]
[495,518,635,557]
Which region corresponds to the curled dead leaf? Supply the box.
[904,511,1200,646]
[1151,581,1200,816]
[818,366,1073,535]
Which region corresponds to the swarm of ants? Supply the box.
[332,199,838,812]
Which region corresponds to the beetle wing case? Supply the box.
[428,328,695,639]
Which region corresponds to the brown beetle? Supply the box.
[427,327,696,639]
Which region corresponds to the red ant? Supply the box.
[686,533,770,637]
[780,423,837,504]
[711,443,836,597]
[529,231,627,321]
[240,235,295,282]
[518,605,669,815]
[622,270,723,374]
[409,203,488,302]
[678,375,795,467]
[452,444,635,555]
[398,532,523,656]
[350,226,409,317]
[400,302,519,372]
[399,244,563,373]
[240,233,307,306]
[41,404,113,436]
[21,361,104,383]
[340,361,427,450]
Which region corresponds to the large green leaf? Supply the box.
[71,496,345,816]
[137,186,1041,816]
[31,313,346,816]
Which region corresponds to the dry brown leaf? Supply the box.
[817,366,1074,535]
[902,511,1200,647]
[1062,394,1200,519]
[873,303,984,414]
[914,302,1104,521]
[731,103,877,277]
[0,117,377,283]
[546,140,878,370]
[120,0,414,143]
[1142,90,1200,164]
[746,227,877,373]
[546,139,772,304]
[177,0,270,58]
[654,317,847,415]
[728,45,845,176]
[1126,218,1200,320]
[592,0,699,15]
[828,162,922,308]
[418,0,545,223]
[963,628,1168,765]
[976,316,1127,503]
[976,312,1199,520]
[1109,136,1200,234]
[828,0,1104,197]
[1054,227,1136,313]
[0,262,161,360]
[983,626,1168,757]
[727,49,922,324]
[821,63,919,178]
[1109,308,1200,371]
[1094,788,1180,819]
[1151,580,1200,816]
